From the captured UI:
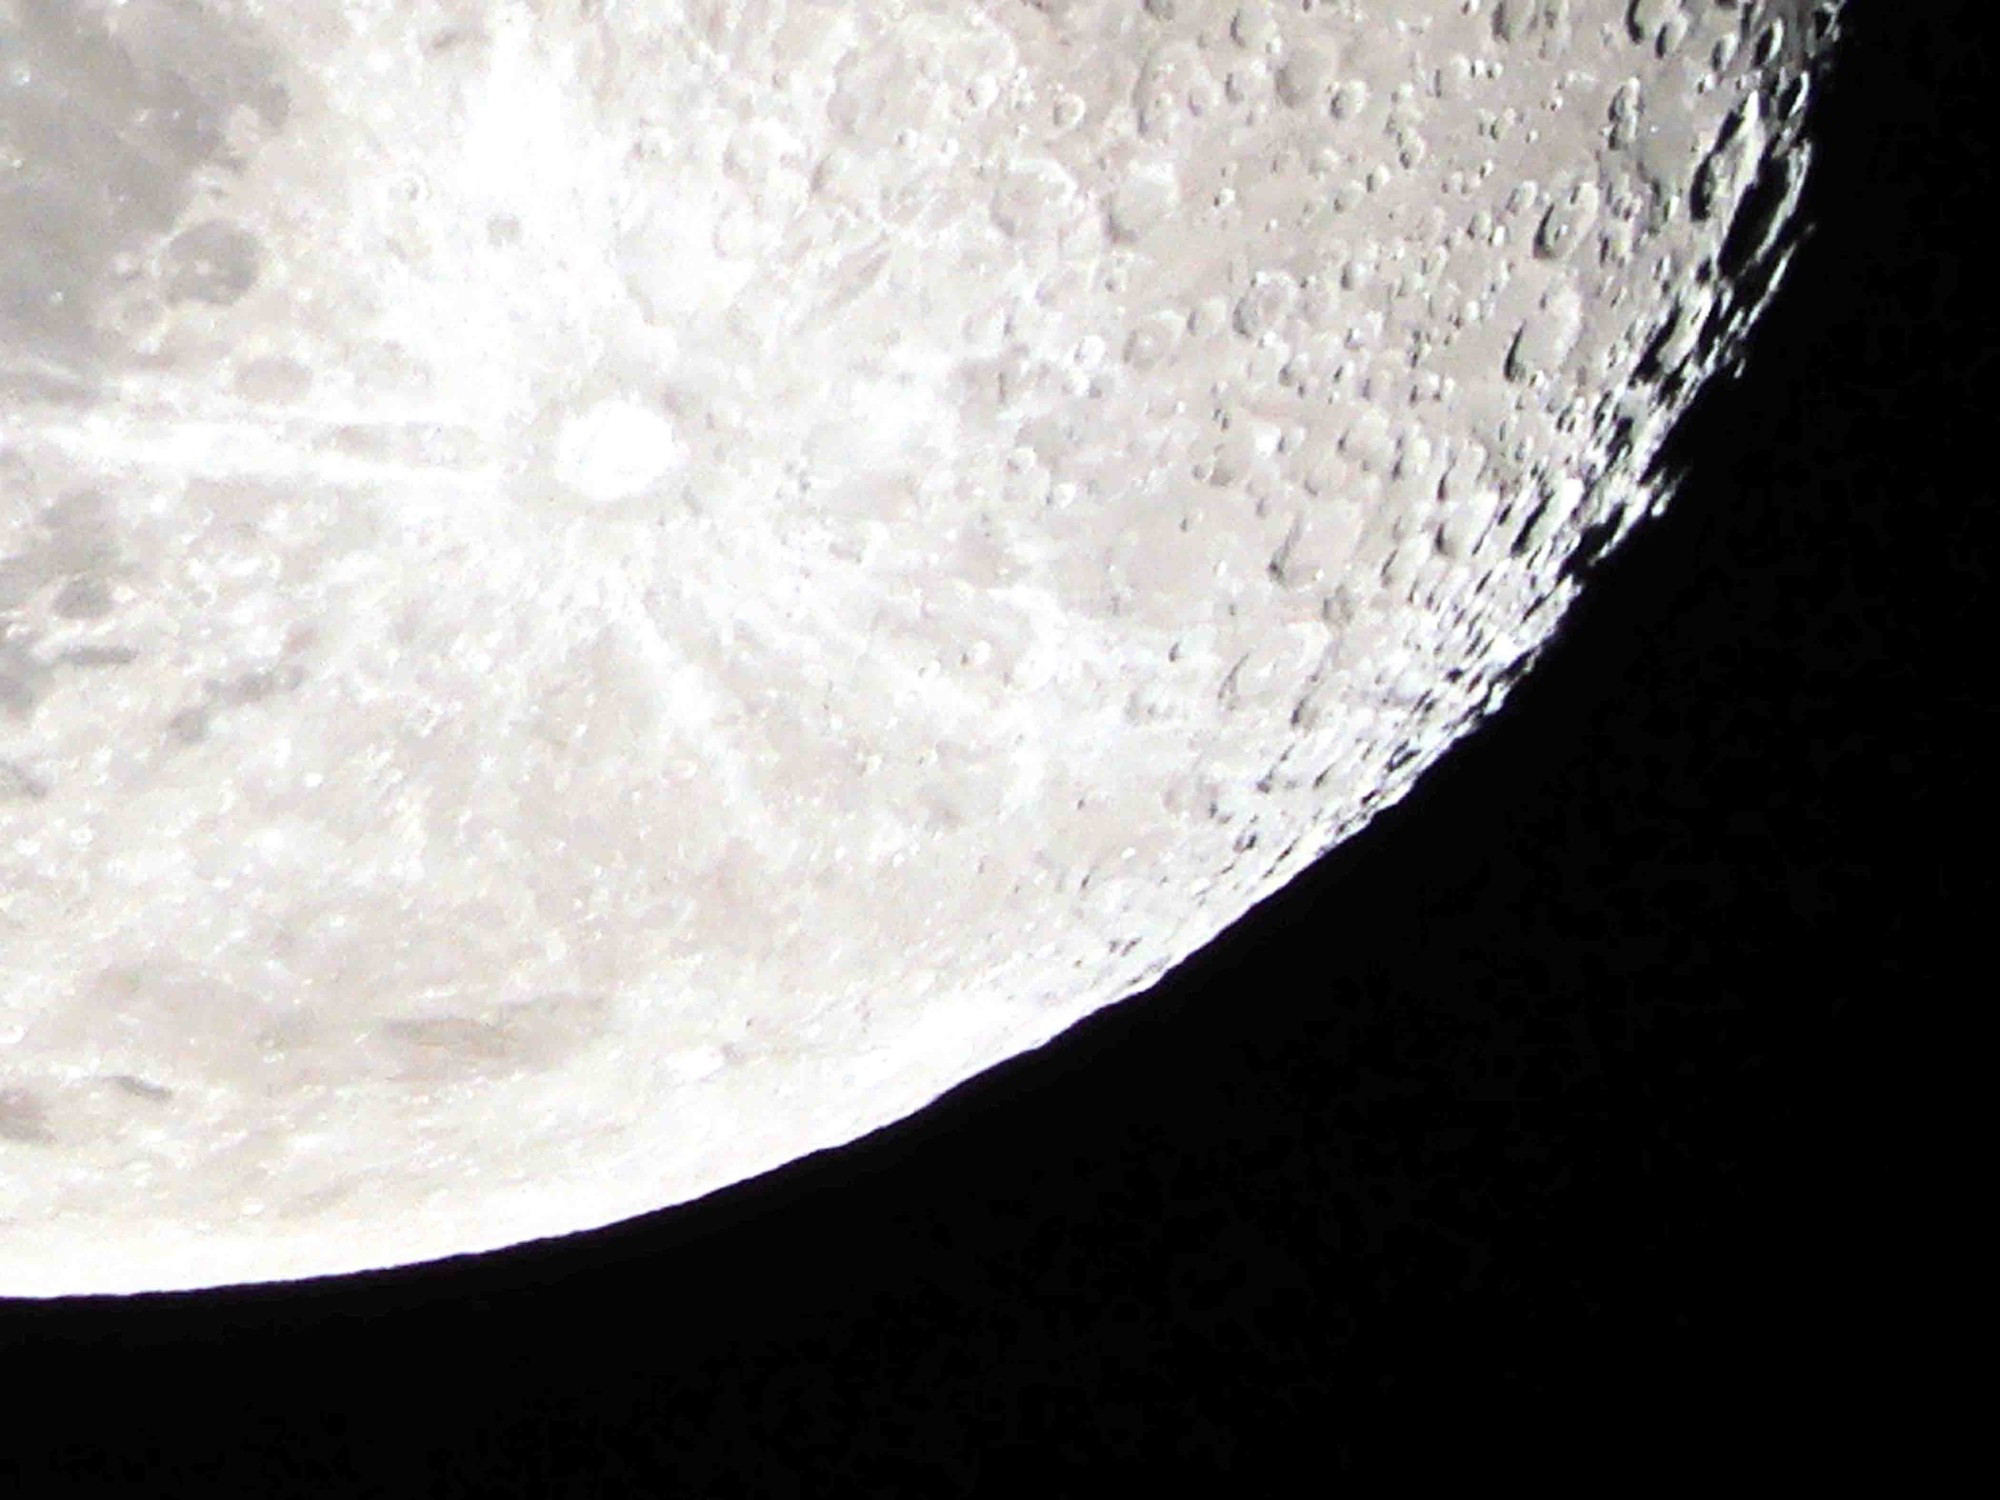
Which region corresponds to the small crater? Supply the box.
[51,574,116,620]
[1558,505,1627,585]
[0,635,51,719]
[109,1075,176,1103]
[0,1086,55,1146]
[0,758,47,801]
[228,663,305,704]
[1717,155,1796,282]
[167,705,212,744]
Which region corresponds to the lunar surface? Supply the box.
[1,0,1838,1297]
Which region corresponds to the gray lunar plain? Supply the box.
[0,0,1838,1296]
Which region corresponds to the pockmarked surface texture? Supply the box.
[1,0,1839,1297]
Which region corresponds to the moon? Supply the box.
[0,0,1838,1297]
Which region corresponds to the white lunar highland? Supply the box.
[0,0,1839,1297]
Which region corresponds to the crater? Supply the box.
[0,758,48,801]
[161,220,264,307]
[109,1075,176,1103]
[0,1086,56,1146]
[551,398,686,505]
